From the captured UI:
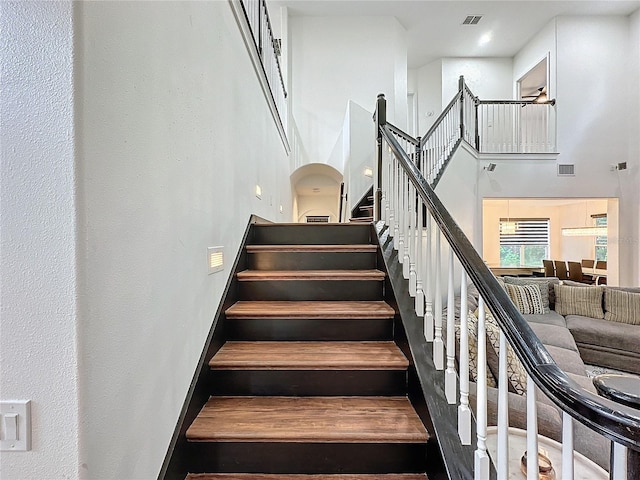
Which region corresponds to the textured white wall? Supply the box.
[416,60,443,135]
[0,2,80,479]
[290,16,407,165]
[441,57,514,103]
[74,2,291,478]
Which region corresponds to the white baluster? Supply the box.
[497,328,510,480]
[408,181,416,295]
[474,297,490,480]
[397,170,405,262]
[415,197,424,316]
[458,271,471,445]
[526,375,539,480]
[612,443,628,480]
[402,171,410,278]
[445,248,457,404]
[433,230,444,370]
[388,154,395,234]
[424,212,434,341]
[561,411,574,480]
[393,160,399,250]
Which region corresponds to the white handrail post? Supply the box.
[408,181,417,295]
[474,297,490,480]
[457,271,471,444]
[445,249,457,404]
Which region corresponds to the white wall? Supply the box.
[290,16,407,165]
[0,2,80,478]
[75,2,292,477]
[441,57,514,105]
[345,102,375,216]
[513,19,556,99]
[416,60,442,134]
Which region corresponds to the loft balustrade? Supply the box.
[374,92,639,480]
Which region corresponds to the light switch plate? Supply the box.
[1,400,31,451]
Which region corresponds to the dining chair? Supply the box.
[543,259,555,277]
[554,260,569,280]
[568,261,594,284]
[581,259,595,269]
[595,260,607,284]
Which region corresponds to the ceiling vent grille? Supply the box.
[462,15,483,25]
[557,164,575,176]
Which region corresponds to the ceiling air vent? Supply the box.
[462,15,483,25]
[557,164,575,176]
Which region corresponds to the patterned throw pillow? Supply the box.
[503,276,557,313]
[456,311,497,388]
[604,289,640,325]
[478,308,529,395]
[553,285,604,319]
[505,283,545,315]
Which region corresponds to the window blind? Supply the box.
[499,218,550,246]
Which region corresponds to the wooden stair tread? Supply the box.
[209,341,408,370]
[246,244,377,253]
[350,217,374,223]
[187,474,427,479]
[237,269,385,281]
[186,396,429,443]
[226,301,395,319]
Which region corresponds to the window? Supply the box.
[594,214,607,261]
[500,218,550,267]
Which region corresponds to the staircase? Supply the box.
[181,223,430,479]
[349,186,374,223]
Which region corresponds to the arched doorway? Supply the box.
[290,163,343,223]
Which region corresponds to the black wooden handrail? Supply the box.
[379,122,640,452]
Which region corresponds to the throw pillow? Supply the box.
[505,283,545,315]
[503,276,557,313]
[553,285,604,319]
[604,288,640,325]
[478,308,528,395]
[456,311,497,388]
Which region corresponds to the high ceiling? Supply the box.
[270,0,640,68]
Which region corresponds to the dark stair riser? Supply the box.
[225,318,394,341]
[183,442,428,474]
[252,225,372,245]
[209,370,407,396]
[238,280,384,301]
[248,251,377,271]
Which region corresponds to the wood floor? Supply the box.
[225,301,396,319]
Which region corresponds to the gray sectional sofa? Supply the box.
[462,276,640,470]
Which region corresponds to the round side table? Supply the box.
[593,373,640,480]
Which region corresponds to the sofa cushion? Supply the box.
[480,309,528,395]
[565,315,640,356]
[528,323,579,352]
[505,283,545,315]
[544,345,587,376]
[523,310,566,328]
[554,284,604,319]
[456,311,497,388]
[604,288,640,325]
[504,276,558,313]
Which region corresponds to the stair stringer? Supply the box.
[373,222,481,480]
[158,215,271,480]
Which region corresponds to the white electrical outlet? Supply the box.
[1,400,31,451]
